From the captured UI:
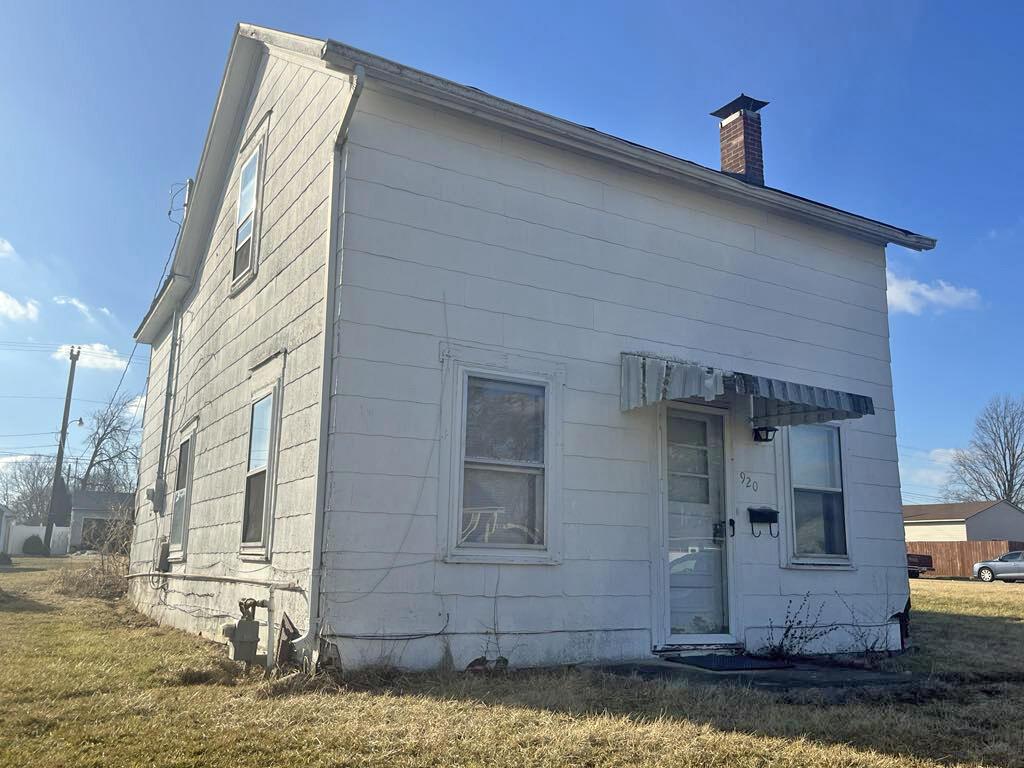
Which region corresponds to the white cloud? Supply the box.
[53,295,95,323]
[899,447,957,497]
[0,238,15,259]
[51,342,127,370]
[886,269,980,315]
[0,291,40,322]
[98,307,114,319]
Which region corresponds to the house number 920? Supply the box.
[739,472,758,492]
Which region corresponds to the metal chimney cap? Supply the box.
[710,94,769,119]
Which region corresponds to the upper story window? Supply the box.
[233,146,261,283]
[461,377,546,549]
[242,392,276,549]
[789,424,847,558]
[168,436,193,554]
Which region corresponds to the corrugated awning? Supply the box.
[620,353,874,428]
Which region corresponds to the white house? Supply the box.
[128,24,936,670]
[903,501,1024,543]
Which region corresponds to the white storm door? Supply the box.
[664,408,731,643]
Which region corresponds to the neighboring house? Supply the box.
[128,24,935,669]
[903,501,1024,542]
[70,490,134,551]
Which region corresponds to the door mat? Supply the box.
[664,654,793,671]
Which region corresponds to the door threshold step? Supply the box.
[664,654,793,672]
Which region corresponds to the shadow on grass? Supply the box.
[0,564,48,575]
[0,590,53,613]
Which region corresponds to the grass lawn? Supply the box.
[2,559,1024,768]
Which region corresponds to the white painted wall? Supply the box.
[903,521,967,542]
[129,46,356,649]
[2,524,69,555]
[966,502,1024,541]
[319,85,908,669]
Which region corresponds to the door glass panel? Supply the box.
[667,412,727,636]
[668,474,710,504]
[668,416,707,447]
[668,445,708,475]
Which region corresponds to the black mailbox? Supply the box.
[747,506,779,537]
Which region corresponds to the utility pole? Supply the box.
[44,345,80,552]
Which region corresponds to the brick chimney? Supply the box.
[711,94,769,186]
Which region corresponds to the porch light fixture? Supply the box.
[752,425,778,443]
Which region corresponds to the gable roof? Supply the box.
[902,500,1022,523]
[71,490,134,514]
[136,23,937,343]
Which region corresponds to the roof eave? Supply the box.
[321,39,936,252]
[134,25,266,345]
[135,273,192,343]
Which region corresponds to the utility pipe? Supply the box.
[126,571,304,591]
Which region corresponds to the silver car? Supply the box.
[973,551,1024,582]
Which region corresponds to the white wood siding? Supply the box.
[321,86,908,669]
[129,49,355,646]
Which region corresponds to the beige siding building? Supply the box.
[128,24,935,669]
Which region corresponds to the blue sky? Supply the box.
[0,1,1019,502]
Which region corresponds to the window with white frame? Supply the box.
[242,392,275,547]
[460,376,546,548]
[233,146,261,282]
[168,436,193,554]
[789,424,847,558]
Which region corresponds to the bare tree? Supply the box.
[76,394,142,494]
[943,395,1024,506]
[1,457,57,524]
[0,394,141,527]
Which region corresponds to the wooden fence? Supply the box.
[906,540,1024,578]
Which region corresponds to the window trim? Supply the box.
[439,344,564,565]
[780,423,854,567]
[230,115,270,294]
[239,382,282,560]
[167,428,196,562]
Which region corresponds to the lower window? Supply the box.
[242,393,274,547]
[169,436,192,553]
[789,424,847,558]
[460,376,546,549]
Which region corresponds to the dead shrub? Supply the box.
[53,562,128,600]
[156,656,245,687]
[53,503,133,600]
[253,670,343,699]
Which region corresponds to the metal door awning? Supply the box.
[620,353,874,428]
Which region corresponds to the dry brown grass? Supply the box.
[1,559,1023,768]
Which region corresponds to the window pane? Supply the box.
[461,466,544,546]
[233,237,252,279]
[175,440,191,491]
[248,394,273,471]
[237,150,259,223]
[791,425,841,489]
[669,474,710,504]
[235,214,253,249]
[242,470,266,543]
[170,489,186,547]
[794,489,846,555]
[464,377,544,463]
[668,445,708,475]
[668,416,707,447]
